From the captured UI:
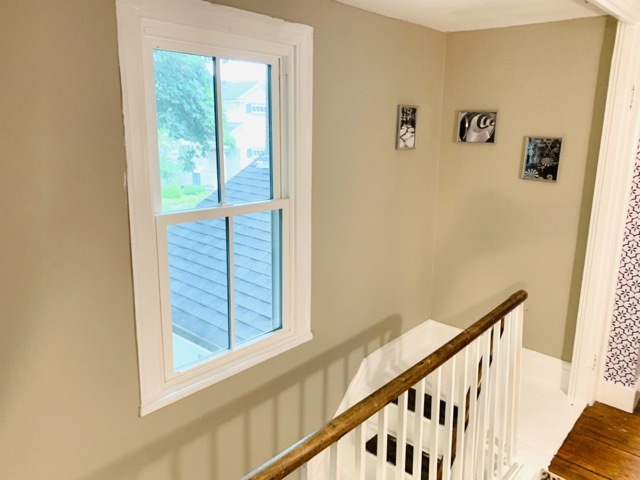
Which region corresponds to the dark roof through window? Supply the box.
[168,159,274,352]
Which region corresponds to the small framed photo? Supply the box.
[457,111,497,143]
[396,105,418,149]
[521,137,563,182]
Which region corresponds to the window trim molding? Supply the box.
[116,0,313,416]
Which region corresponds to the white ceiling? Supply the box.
[335,0,606,32]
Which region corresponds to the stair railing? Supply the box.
[243,290,527,480]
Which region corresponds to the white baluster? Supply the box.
[476,330,491,479]
[504,311,515,467]
[355,424,366,480]
[429,367,442,480]
[377,407,389,480]
[488,324,501,479]
[464,340,480,480]
[413,379,426,479]
[497,316,512,476]
[442,356,457,479]
[329,442,340,480]
[396,391,408,480]
[453,347,469,480]
[507,304,524,463]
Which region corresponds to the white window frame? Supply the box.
[116,0,313,415]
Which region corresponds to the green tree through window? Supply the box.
[153,51,239,211]
[153,50,215,174]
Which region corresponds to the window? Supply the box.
[116,0,313,415]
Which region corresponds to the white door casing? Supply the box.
[569,16,640,407]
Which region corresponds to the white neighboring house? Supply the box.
[191,80,268,188]
[225,79,269,172]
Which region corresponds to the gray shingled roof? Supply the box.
[168,159,277,354]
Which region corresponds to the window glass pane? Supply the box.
[153,49,218,213]
[233,210,282,346]
[167,218,229,371]
[220,59,272,203]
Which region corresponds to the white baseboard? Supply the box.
[596,377,640,413]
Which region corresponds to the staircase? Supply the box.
[366,387,456,479]
[243,291,528,480]
[307,319,506,479]
[365,433,441,480]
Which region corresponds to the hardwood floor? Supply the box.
[549,401,640,479]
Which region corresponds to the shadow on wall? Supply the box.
[80,315,403,480]
[562,15,617,362]
[438,283,529,334]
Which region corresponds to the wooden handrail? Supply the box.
[243,290,528,480]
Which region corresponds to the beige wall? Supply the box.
[0,1,615,477]
[433,17,615,361]
[0,0,445,478]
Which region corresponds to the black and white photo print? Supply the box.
[397,105,418,149]
[457,111,497,143]
[521,137,563,182]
